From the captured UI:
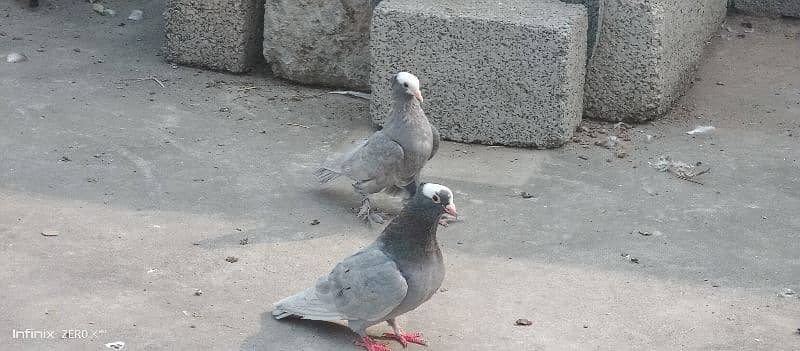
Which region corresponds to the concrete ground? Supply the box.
[1,1,798,350]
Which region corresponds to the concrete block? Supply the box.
[263,0,374,89]
[734,0,800,18]
[370,0,588,148]
[164,0,264,73]
[584,0,728,122]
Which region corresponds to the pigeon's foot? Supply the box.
[357,198,387,225]
[355,336,393,351]
[438,214,458,227]
[383,332,427,347]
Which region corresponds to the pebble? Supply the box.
[515,318,532,326]
[128,10,143,21]
[6,52,28,63]
[41,230,59,237]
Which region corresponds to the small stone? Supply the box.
[219,107,230,112]
[103,9,117,17]
[128,10,143,21]
[41,230,59,237]
[92,3,105,14]
[577,155,589,160]
[73,48,81,53]
[515,318,532,326]
[6,52,28,63]
[583,324,589,328]
[189,325,196,328]
[239,237,249,245]
[225,256,239,263]
[310,219,320,225]
[520,192,535,199]
[194,289,203,296]
[60,156,71,162]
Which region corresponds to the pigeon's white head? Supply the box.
[421,183,457,217]
[395,72,423,103]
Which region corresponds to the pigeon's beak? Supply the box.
[413,89,424,103]
[444,203,457,217]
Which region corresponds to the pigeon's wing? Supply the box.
[429,124,440,160]
[316,248,408,322]
[340,131,404,185]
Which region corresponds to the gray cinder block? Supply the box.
[734,0,800,18]
[263,0,373,89]
[584,0,728,122]
[370,0,588,148]
[164,0,264,73]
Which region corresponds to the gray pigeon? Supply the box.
[273,183,458,351]
[314,72,439,224]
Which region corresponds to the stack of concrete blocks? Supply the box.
[262,0,374,90]
[733,0,800,18]
[370,0,589,148]
[582,0,729,122]
[164,0,264,73]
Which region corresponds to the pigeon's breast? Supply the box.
[387,252,444,319]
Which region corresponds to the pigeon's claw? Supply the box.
[438,213,458,227]
[356,336,393,351]
[383,332,427,347]
[357,198,388,225]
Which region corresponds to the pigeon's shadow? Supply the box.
[240,312,357,351]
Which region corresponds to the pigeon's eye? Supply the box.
[403,82,409,88]
[431,194,440,203]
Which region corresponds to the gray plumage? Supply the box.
[273,183,456,347]
[314,72,439,223]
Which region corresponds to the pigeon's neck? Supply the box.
[389,98,423,123]
[380,207,440,257]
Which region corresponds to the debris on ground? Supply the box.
[310,219,320,225]
[60,156,71,162]
[515,318,532,326]
[652,155,711,184]
[225,256,239,263]
[328,91,370,100]
[286,122,310,129]
[194,289,203,296]
[778,288,797,298]
[40,230,59,237]
[686,126,716,136]
[621,253,640,264]
[87,176,100,183]
[105,341,125,350]
[519,192,535,199]
[595,135,619,148]
[103,9,116,16]
[638,230,653,236]
[239,237,249,245]
[147,268,159,274]
[92,4,105,14]
[6,52,28,63]
[128,10,143,21]
[219,107,230,112]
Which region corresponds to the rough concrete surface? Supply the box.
[734,0,800,18]
[585,0,728,122]
[1,1,800,350]
[370,0,588,148]
[164,0,264,73]
[263,0,373,89]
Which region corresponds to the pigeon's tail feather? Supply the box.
[272,288,343,321]
[313,167,342,184]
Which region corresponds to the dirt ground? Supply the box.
[1,1,798,350]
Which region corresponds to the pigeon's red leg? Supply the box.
[437,214,458,227]
[383,319,427,347]
[355,336,393,351]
